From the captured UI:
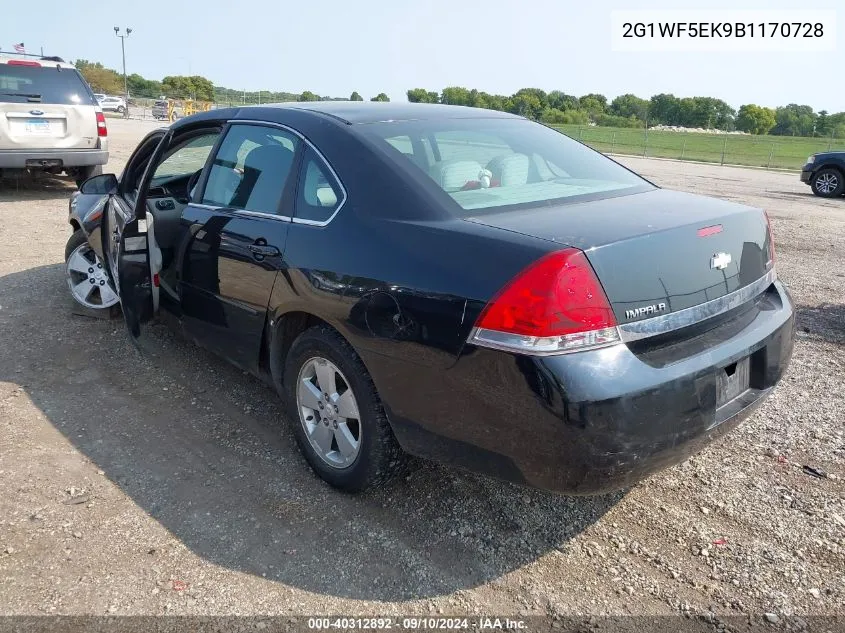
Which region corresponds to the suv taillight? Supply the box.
[96,111,107,137]
[468,248,620,355]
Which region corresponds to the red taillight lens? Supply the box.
[7,60,41,67]
[96,111,107,137]
[764,211,776,266]
[470,248,619,355]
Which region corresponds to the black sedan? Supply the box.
[66,102,795,494]
[800,151,845,197]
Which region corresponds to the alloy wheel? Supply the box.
[66,242,119,309]
[815,172,839,195]
[296,357,361,469]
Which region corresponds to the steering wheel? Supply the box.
[186,169,203,201]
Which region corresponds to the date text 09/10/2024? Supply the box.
[306,617,526,630]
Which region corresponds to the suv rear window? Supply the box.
[360,118,653,214]
[0,64,97,106]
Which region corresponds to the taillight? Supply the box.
[764,211,776,268]
[96,111,107,137]
[468,248,620,355]
[7,60,41,67]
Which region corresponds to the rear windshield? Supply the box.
[359,118,653,214]
[0,63,97,106]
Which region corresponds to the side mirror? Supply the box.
[79,173,119,195]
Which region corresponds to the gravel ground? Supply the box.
[0,119,843,624]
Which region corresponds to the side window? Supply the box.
[294,148,344,223]
[153,133,219,181]
[202,124,298,214]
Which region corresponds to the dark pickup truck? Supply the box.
[801,151,845,198]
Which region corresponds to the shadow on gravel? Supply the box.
[0,263,621,602]
[796,303,845,346]
[0,173,76,201]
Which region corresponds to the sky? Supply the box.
[3,0,842,112]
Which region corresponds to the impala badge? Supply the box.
[711,252,731,270]
[625,303,667,320]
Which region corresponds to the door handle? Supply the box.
[248,243,279,257]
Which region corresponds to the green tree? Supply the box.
[440,86,472,106]
[547,91,579,111]
[609,94,649,122]
[772,104,816,136]
[126,73,162,98]
[510,88,546,119]
[161,75,214,101]
[735,104,776,135]
[407,88,439,103]
[349,91,363,101]
[579,94,607,120]
[648,93,680,125]
[298,90,320,101]
[370,93,390,102]
[74,59,123,94]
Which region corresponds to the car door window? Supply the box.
[293,147,344,223]
[202,124,299,214]
[152,133,219,181]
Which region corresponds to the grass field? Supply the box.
[553,125,845,171]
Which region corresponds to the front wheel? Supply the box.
[70,165,102,188]
[283,325,407,492]
[65,229,120,310]
[811,167,844,198]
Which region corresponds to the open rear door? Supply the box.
[110,129,172,340]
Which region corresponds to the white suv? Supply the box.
[99,95,126,114]
[0,54,109,185]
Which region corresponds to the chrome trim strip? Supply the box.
[618,268,777,342]
[233,119,348,228]
[188,203,292,222]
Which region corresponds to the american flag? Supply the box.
[13,43,25,53]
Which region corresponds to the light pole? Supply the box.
[114,27,132,118]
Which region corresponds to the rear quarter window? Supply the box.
[0,64,96,106]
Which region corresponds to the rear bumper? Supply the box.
[382,280,795,495]
[0,148,108,169]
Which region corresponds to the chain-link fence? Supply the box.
[555,125,844,171]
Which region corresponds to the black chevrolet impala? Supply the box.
[65,102,795,494]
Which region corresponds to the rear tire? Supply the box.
[71,165,102,189]
[810,167,844,198]
[283,325,407,492]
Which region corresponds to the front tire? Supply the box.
[811,167,844,198]
[71,165,102,189]
[284,325,406,492]
[65,229,120,310]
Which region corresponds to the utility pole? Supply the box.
[114,27,132,118]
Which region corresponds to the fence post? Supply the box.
[681,139,686,160]
[611,132,616,153]
[720,136,728,165]
[766,144,774,170]
[578,127,584,140]
[642,129,648,157]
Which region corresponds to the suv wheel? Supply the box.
[117,105,126,115]
[283,325,407,492]
[811,167,844,198]
[70,165,102,188]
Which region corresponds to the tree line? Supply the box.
[73,60,391,106]
[408,87,845,138]
[71,60,844,139]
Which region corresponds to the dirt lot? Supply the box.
[1,119,843,624]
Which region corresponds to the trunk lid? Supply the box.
[464,189,773,325]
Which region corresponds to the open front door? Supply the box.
[111,129,172,339]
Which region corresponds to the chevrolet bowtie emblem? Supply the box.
[711,252,732,270]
